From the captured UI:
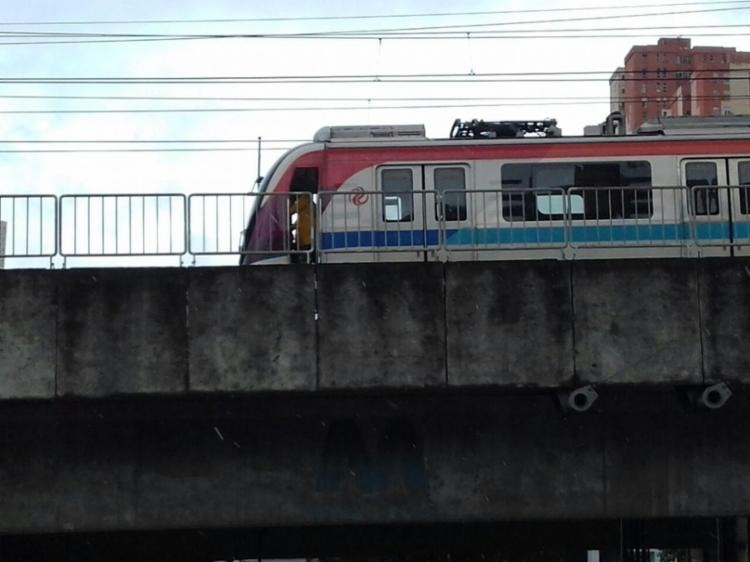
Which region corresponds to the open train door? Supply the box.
[728,158,750,257]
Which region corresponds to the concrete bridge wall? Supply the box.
[1,259,749,399]
[1,260,750,535]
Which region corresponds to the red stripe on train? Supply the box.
[273,139,750,191]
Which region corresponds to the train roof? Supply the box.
[311,117,750,150]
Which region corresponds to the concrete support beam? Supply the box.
[188,266,316,392]
[317,263,446,389]
[1,392,750,534]
[573,260,702,385]
[0,270,56,399]
[57,269,188,397]
[445,261,574,387]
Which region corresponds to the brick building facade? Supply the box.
[611,38,750,133]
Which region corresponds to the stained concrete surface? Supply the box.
[699,259,750,383]
[446,261,574,387]
[317,263,446,389]
[573,259,702,385]
[2,392,750,533]
[1,260,749,398]
[56,269,188,396]
[188,266,316,392]
[0,270,56,398]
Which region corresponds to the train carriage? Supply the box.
[240,117,750,264]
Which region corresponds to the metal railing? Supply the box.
[189,192,314,257]
[689,186,750,247]
[440,188,568,251]
[567,186,688,248]
[59,194,186,257]
[0,195,57,258]
[3,187,750,265]
[319,185,750,255]
[317,190,440,253]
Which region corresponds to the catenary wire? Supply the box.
[6,31,750,46]
[0,94,735,103]
[0,96,747,115]
[0,130,747,152]
[0,5,747,43]
[0,19,748,38]
[0,147,295,153]
[0,0,746,25]
[0,67,745,81]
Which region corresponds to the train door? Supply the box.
[374,165,425,262]
[681,159,731,257]
[423,164,471,261]
[728,158,750,256]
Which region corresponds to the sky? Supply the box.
[0,0,749,266]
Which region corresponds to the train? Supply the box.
[240,116,750,264]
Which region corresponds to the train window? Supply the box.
[739,162,750,215]
[501,161,652,221]
[381,168,414,222]
[685,162,719,215]
[536,193,584,216]
[290,167,319,193]
[434,167,467,221]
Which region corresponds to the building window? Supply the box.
[433,167,467,221]
[501,162,653,221]
[641,84,648,94]
[685,162,719,215]
[381,168,414,222]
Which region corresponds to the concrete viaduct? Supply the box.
[1,259,750,561]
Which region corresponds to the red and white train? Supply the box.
[241,117,750,264]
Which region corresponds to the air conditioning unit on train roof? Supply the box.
[313,124,426,142]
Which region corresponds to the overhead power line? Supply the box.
[0,147,294,154]
[0,139,308,143]
[8,32,750,45]
[0,21,749,38]
[0,95,626,102]
[0,68,745,85]
[1,95,749,115]
[296,5,750,36]
[0,0,745,25]
[0,4,747,46]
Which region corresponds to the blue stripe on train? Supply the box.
[732,223,750,240]
[321,229,441,249]
[319,223,736,250]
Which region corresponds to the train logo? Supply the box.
[350,186,369,206]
